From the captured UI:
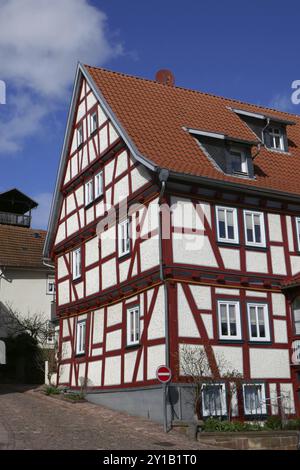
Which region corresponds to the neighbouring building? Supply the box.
[44,64,300,423]
[0,189,56,345]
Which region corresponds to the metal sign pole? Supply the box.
[163,383,167,433]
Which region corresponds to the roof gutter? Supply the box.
[168,170,300,205]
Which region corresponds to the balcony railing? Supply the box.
[0,211,31,227]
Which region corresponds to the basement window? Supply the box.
[202,383,227,417]
[243,383,267,416]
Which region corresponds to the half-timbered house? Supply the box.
[44,64,300,422]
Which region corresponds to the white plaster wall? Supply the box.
[273,319,288,343]
[87,360,102,386]
[177,284,199,338]
[61,340,72,360]
[107,303,122,327]
[93,309,104,343]
[201,313,214,339]
[115,150,128,178]
[212,346,244,375]
[58,363,70,384]
[85,266,99,296]
[85,237,99,267]
[57,255,68,279]
[101,226,116,259]
[246,290,267,298]
[270,246,287,275]
[147,344,166,380]
[106,330,122,352]
[268,214,283,242]
[220,248,241,270]
[101,259,116,289]
[58,280,70,305]
[215,288,240,296]
[104,356,121,385]
[269,383,278,415]
[55,223,66,245]
[246,251,268,273]
[109,122,119,143]
[172,233,218,267]
[189,285,212,310]
[124,350,138,383]
[67,213,79,237]
[140,236,159,272]
[250,349,290,378]
[113,175,129,205]
[271,293,286,316]
[286,216,295,252]
[131,165,151,193]
[291,256,300,275]
[147,286,165,340]
[66,194,76,215]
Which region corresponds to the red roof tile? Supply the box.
[85,65,300,197]
[0,225,47,269]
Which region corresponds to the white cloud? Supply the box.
[31,192,53,229]
[268,93,295,113]
[0,0,122,153]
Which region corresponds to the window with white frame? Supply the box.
[47,275,55,295]
[216,206,239,244]
[90,111,98,134]
[76,320,86,355]
[127,306,140,346]
[94,171,103,199]
[268,127,285,151]
[72,247,81,280]
[77,124,83,147]
[243,210,266,247]
[296,217,300,251]
[292,297,300,335]
[202,383,227,417]
[85,179,94,206]
[243,383,266,415]
[118,218,130,257]
[218,300,241,340]
[247,303,270,341]
[229,148,248,175]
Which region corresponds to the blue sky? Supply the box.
[0,0,300,228]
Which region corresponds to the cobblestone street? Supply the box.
[0,385,217,450]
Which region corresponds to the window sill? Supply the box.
[75,353,86,358]
[72,276,82,285]
[77,143,84,151]
[217,240,240,248]
[125,343,141,350]
[218,339,244,344]
[248,340,271,345]
[266,147,290,155]
[90,129,98,138]
[244,245,267,252]
[118,252,131,262]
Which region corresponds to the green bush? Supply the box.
[45,385,60,396]
[64,392,85,401]
[283,419,300,430]
[203,418,262,433]
[264,416,282,430]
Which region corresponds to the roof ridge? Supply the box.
[84,64,300,120]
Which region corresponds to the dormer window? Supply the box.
[268,127,285,151]
[229,148,248,175]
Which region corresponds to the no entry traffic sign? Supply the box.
[156,365,172,384]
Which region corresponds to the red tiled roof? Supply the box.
[0,225,47,269]
[85,65,300,197]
